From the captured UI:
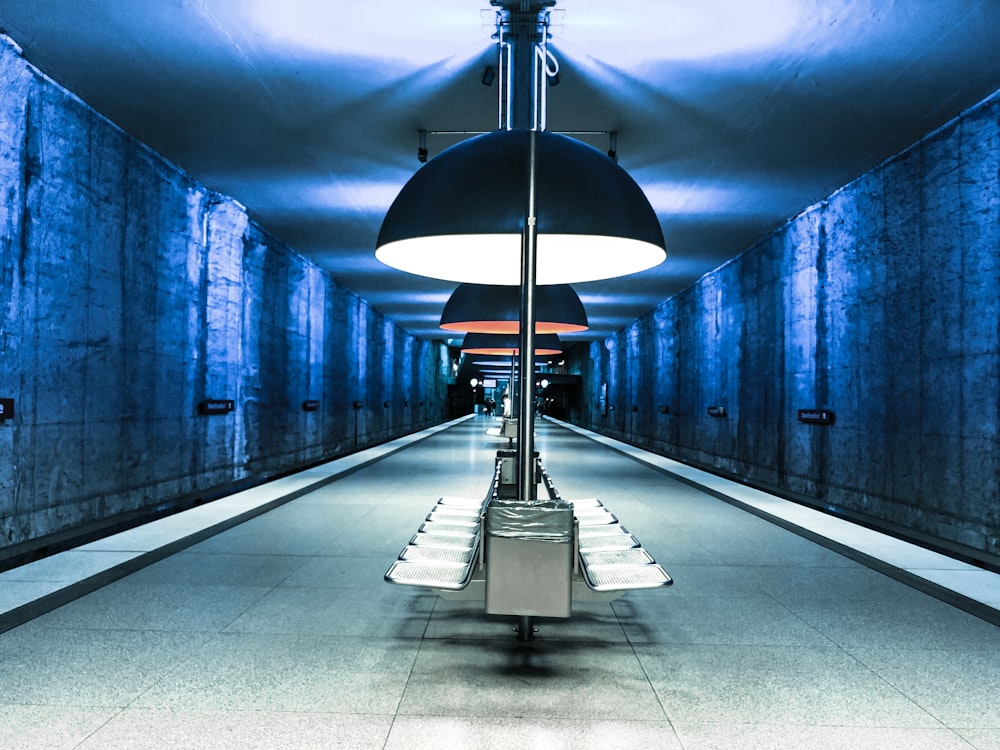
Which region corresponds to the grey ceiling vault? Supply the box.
[2,0,998,341]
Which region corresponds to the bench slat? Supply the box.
[582,562,673,591]
[581,548,654,567]
[400,546,475,565]
[578,532,640,551]
[385,560,473,590]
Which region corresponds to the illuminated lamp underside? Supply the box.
[460,332,562,356]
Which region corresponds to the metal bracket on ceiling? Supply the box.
[417,129,620,162]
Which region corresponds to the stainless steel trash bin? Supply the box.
[484,499,574,618]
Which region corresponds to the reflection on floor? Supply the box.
[1,415,998,749]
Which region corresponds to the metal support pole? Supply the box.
[504,5,546,131]
[497,2,548,504]
[517,129,538,503]
[516,614,535,641]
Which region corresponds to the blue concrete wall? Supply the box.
[0,39,449,559]
[570,88,1000,562]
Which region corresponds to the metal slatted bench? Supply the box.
[384,495,488,591]
[565,498,673,593]
[385,462,673,604]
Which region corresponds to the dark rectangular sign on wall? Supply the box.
[798,409,835,425]
[707,405,727,418]
[198,399,235,415]
[302,400,320,411]
[0,398,13,420]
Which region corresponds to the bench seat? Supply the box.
[566,498,673,593]
[385,496,487,590]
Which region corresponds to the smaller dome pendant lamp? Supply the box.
[440,283,588,334]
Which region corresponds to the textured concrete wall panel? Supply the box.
[0,38,450,556]
[570,88,1000,560]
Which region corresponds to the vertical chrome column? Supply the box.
[497,2,550,503]
[517,129,539,502]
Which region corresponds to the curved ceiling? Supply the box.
[1,0,998,341]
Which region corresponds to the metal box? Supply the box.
[484,500,574,618]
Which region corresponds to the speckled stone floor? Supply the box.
[1,415,998,749]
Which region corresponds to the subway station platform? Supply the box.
[1,416,998,749]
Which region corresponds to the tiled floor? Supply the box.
[1,415,998,749]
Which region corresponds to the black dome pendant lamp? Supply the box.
[376,129,665,285]
[440,282,588,334]
[375,1,664,286]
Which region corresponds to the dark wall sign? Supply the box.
[198,399,235,415]
[0,398,13,420]
[707,405,727,417]
[302,400,320,411]
[798,409,836,425]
